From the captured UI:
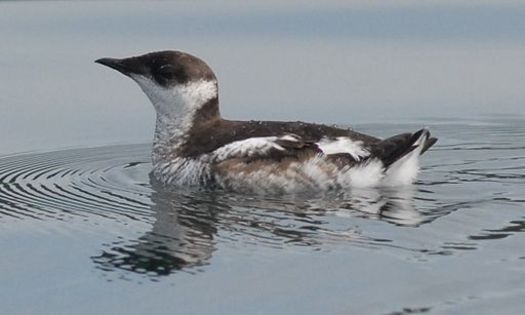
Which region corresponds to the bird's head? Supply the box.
[96,50,218,119]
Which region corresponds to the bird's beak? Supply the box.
[95,57,147,77]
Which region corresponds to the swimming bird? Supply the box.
[96,50,437,193]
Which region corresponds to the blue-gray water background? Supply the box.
[1,1,524,314]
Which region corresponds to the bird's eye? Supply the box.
[153,64,187,85]
[157,64,177,79]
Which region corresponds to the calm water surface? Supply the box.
[1,118,524,314]
[2,1,525,314]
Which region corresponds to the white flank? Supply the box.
[299,156,337,190]
[154,157,211,186]
[339,159,385,188]
[316,137,369,160]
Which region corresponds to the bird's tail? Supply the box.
[372,128,437,185]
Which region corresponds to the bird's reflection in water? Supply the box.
[92,182,224,276]
[92,179,435,278]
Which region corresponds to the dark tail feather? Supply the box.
[373,128,435,168]
[421,137,438,155]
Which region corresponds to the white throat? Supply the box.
[131,76,218,163]
[132,76,218,119]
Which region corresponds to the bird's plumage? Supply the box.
[96,50,437,193]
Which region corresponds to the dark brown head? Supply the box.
[96,51,219,118]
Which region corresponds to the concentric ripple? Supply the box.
[0,144,153,222]
[1,118,525,278]
[0,142,451,277]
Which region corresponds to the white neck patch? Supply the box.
[131,76,218,166]
[132,75,218,119]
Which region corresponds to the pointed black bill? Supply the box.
[95,57,148,77]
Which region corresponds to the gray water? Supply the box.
[1,2,525,315]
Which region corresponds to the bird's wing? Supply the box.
[210,128,437,168]
[210,133,375,167]
[210,134,319,163]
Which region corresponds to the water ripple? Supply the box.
[0,145,153,222]
[1,118,525,278]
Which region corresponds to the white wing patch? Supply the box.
[316,137,369,160]
[211,135,299,162]
[278,134,301,142]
